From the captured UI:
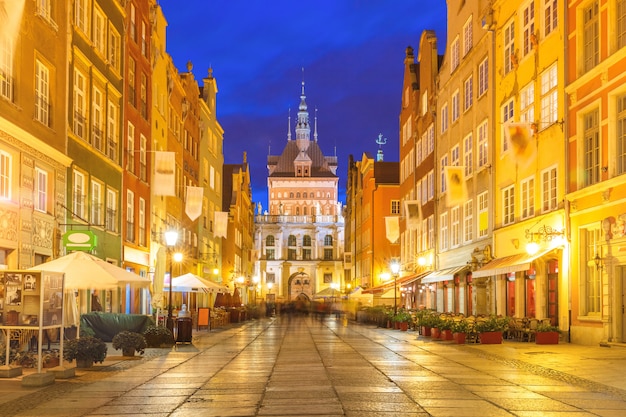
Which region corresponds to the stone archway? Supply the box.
[288,271,311,301]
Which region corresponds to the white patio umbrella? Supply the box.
[165,273,228,293]
[28,251,150,290]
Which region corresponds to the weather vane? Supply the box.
[376,133,387,161]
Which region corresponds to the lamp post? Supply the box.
[391,261,400,316]
[252,275,259,305]
[165,230,179,332]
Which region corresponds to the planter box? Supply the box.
[421,326,431,337]
[535,331,559,344]
[399,322,409,331]
[431,328,441,339]
[453,332,466,344]
[479,331,503,344]
[441,330,454,340]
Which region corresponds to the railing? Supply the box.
[92,126,103,150]
[255,214,344,224]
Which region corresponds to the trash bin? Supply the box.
[176,317,193,343]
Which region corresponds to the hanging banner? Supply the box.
[444,166,467,207]
[185,186,203,221]
[385,216,400,243]
[153,151,175,196]
[505,122,536,169]
[404,200,421,231]
[214,211,228,238]
[0,0,25,49]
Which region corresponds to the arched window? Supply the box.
[296,207,300,215]
[288,235,297,246]
[266,235,275,246]
[290,192,294,198]
[303,235,311,246]
[296,192,301,198]
[265,235,275,260]
[303,207,308,215]
[323,235,333,260]
[302,234,312,260]
[287,234,297,260]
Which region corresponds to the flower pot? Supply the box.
[535,331,559,344]
[431,328,441,339]
[43,357,60,368]
[122,348,136,357]
[479,331,503,344]
[441,329,454,340]
[399,322,408,331]
[453,332,466,344]
[421,326,431,336]
[76,358,93,368]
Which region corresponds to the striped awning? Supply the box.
[421,265,469,284]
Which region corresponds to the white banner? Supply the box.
[153,152,175,196]
[214,211,228,238]
[444,166,467,207]
[385,216,400,243]
[185,186,203,221]
[0,1,25,47]
[404,200,421,231]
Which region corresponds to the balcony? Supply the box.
[255,214,344,225]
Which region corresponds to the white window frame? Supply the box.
[451,36,460,72]
[583,2,599,73]
[451,144,460,166]
[544,0,558,37]
[92,86,104,150]
[583,108,600,186]
[93,7,106,55]
[618,0,626,49]
[464,199,473,242]
[75,0,88,34]
[463,133,473,177]
[0,150,12,200]
[0,37,14,101]
[108,26,121,72]
[451,206,460,247]
[477,119,488,168]
[73,170,86,219]
[139,197,146,246]
[540,63,558,128]
[501,99,514,153]
[127,122,135,173]
[464,75,473,111]
[440,154,448,193]
[107,100,118,161]
[520,176,535,219]
[478,56,488,97]
[541,165,558,212]
[522,1,536,57]
[35,60,50,127]
[618,93,626,175]
[441,103,448,133]
[452,90,460,122]
[106,188,117,232]
[502,185,515,225]
[440,212,449,251]
[427,170,434,201]
[140,134,147,181]
[34,168,48,213]
[91,180,102,226]
[126,189,135,241]
[73,69,86,138]
[520,82,535,123]
[503,19,515,74]
[463,17,473,56]
[478,191,488,238]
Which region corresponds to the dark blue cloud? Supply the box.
[160,0,447,204]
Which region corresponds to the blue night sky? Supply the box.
[159,1,448,206]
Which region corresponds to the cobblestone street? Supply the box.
[1,316,626,416]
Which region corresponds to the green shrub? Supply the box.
[63,336,107,363]
[112,331,147,355]
[143,325,174,347]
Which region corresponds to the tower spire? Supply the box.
[287,108,291,141]
[314,108,318,142]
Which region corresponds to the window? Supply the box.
[522,2,535,56]
[92,87,104,150]
[265,235,275,259]
[452,90,460,122]
[451,144,460,166]
[583,109,600,186]
[619,0,626,49]
[440,212,449,251]
[37,0,54,24]
[540,64,558,128]
[303,235,311,260]
[428,125,434,154]
[451,206,460,247]
[503,20,515,74]
[288,235,296,246]
[91,181,102,226]
[34,168,47,212]
[127,122,135,173]
[618,94,626,174]
[324,248,333,260]
[478,57,488,97]
[128,58,135,106]
[541,166,557,212]
[584,227,602,314]
[107,100,118,161]
[421,177,427,204]
[93,8,106,55]
[463,133,473,177]
[464,75,473,111]
[75,0,88,34]
[141,21,147,57]
[126,190,135,242]
[502,185,515,225]
[73,70,86,138]
[140,134,147,181]
[440,154,448,193]
[130,3,137,42]
[73,170,85,219]
[477,120,488,168]
[140,72,147,119]
[583,2,599,73]
[478,191,488,237]
[417,138,422,165]
[427,216,434,249]
[520,177,535,219]
[441,103,448,133]
[520,82,534,123]
[451,36,460,72]
[391,200,400,214]
[463,17,473,56]
[139,197,146,246]
[35,60,50,127]
[106,188,117,232]
[108,27,121,72]
[0,37,14,101]
[544,0,558,37]
[427,171,434,200]
[266,235,275,246]
[324,235,333,246]
[464,200,473,242]
[0,151,10,199]
[501,99,514,153]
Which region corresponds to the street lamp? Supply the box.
[165,230,179,332]
[252,275,259,305]
[391,261,400,316]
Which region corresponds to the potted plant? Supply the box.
[535,323,561,344]
[438,319,455,341]
[451,319,471,344]
[474,315,509,344]
[430,315,443,339]
[393,310,413,331]
[63,336,107,368]
[112,331,147,356]
[42,349,60,368]
[418,312,436,337]
[143,325,175,348]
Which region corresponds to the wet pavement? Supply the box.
[1,315,626,416]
